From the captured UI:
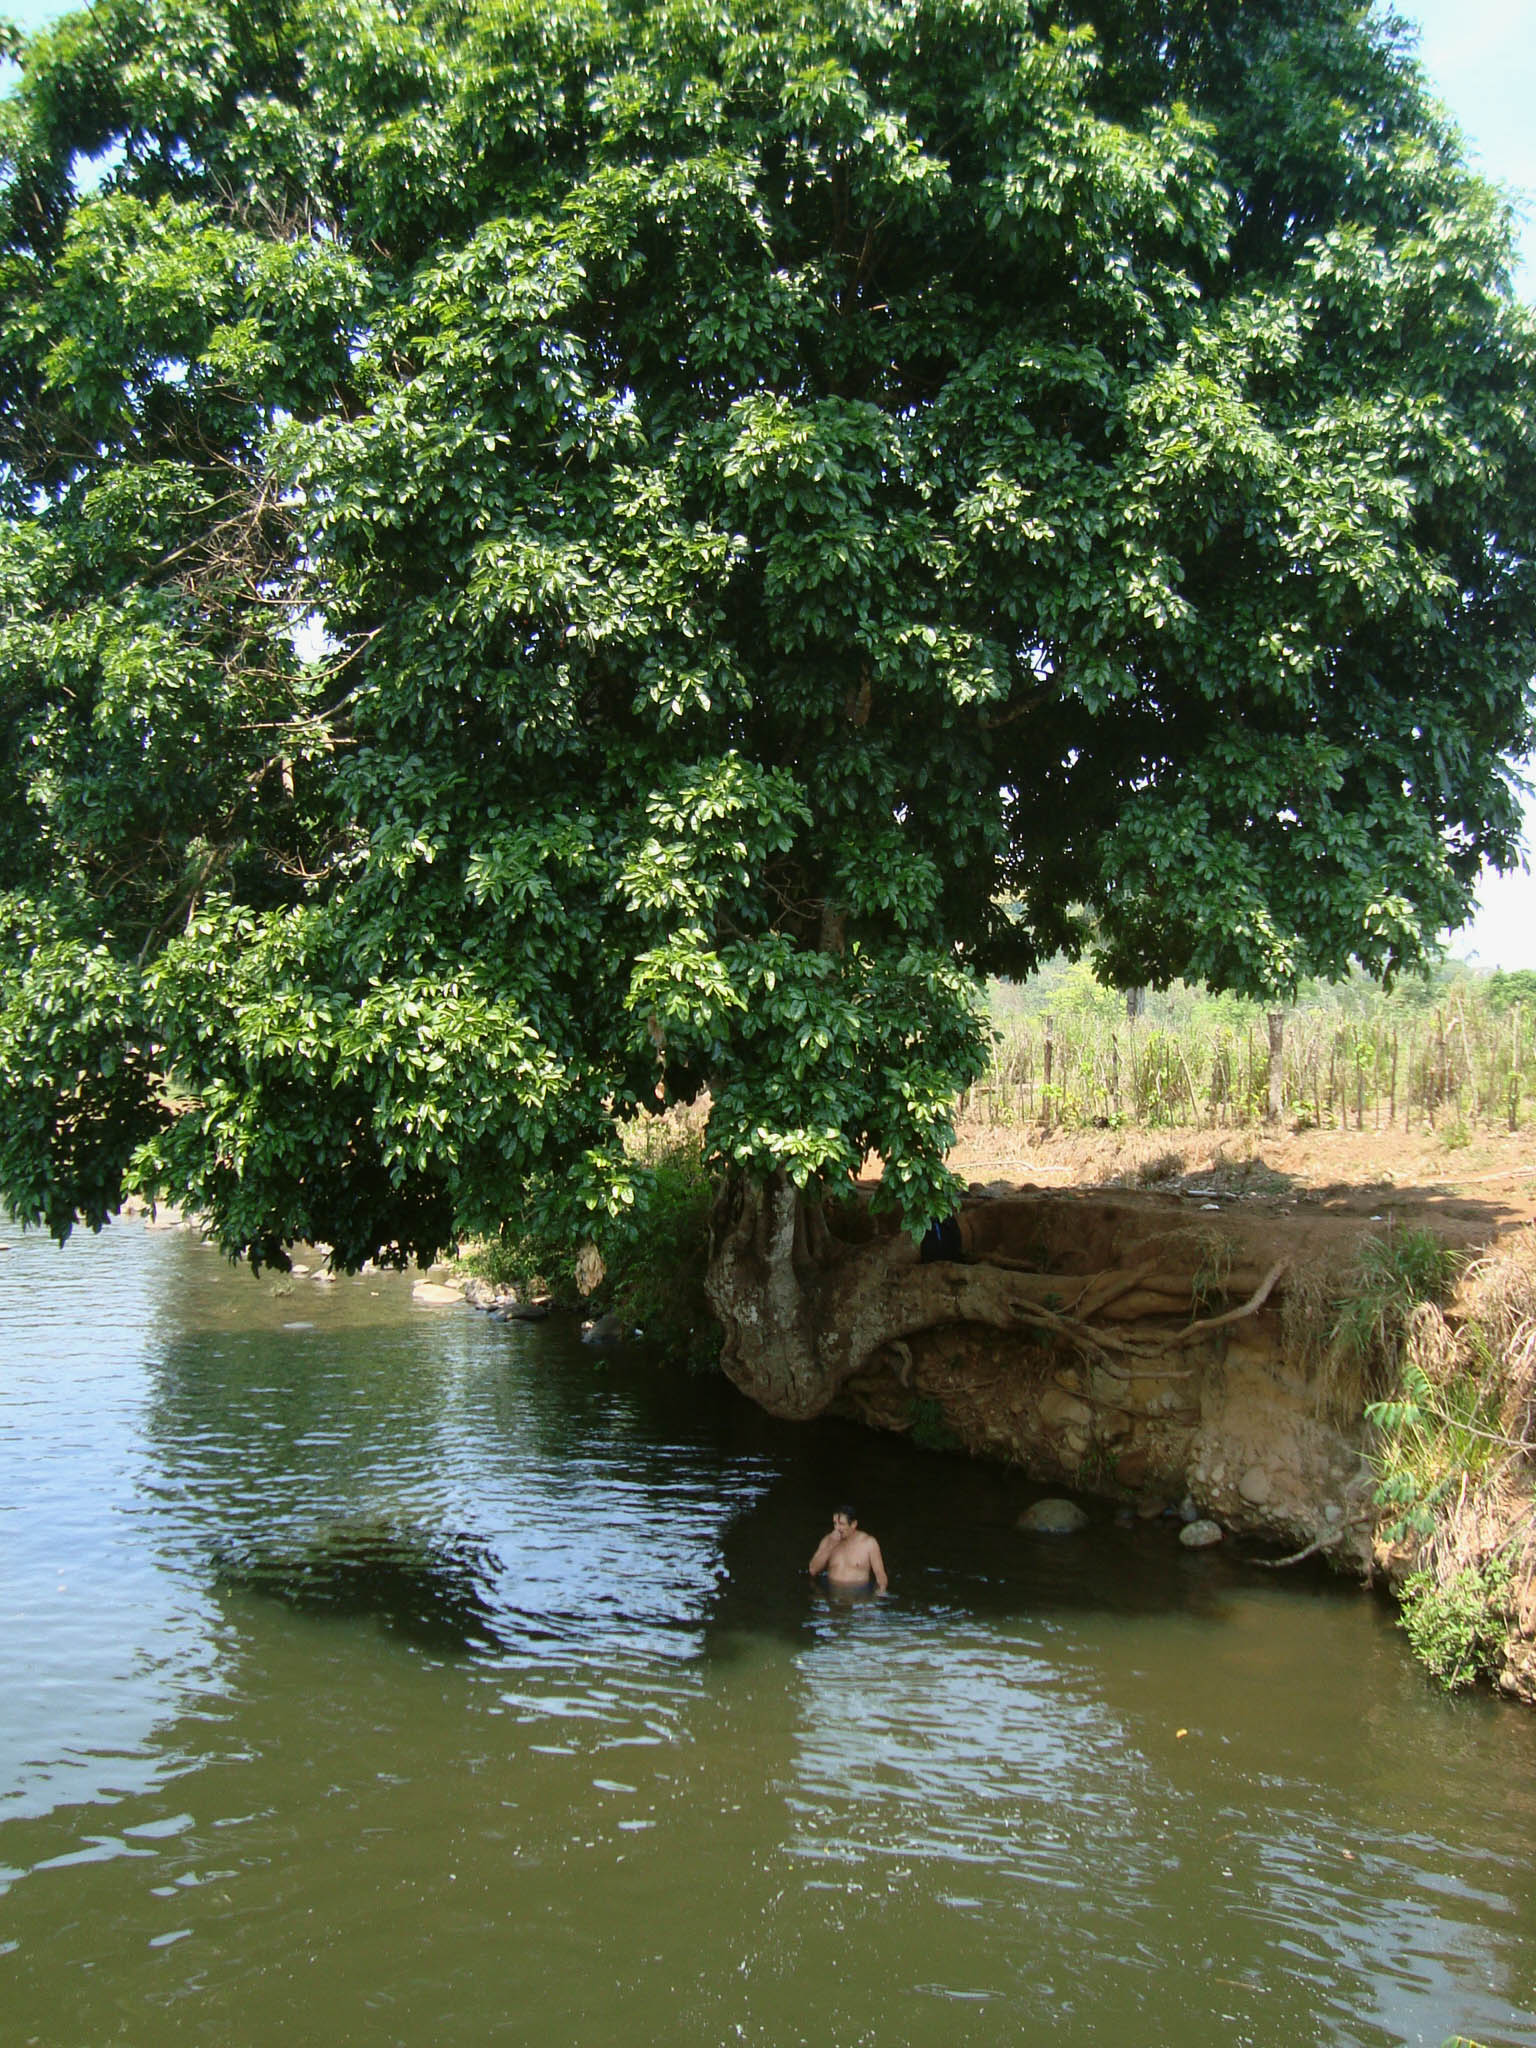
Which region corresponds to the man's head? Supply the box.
[832,1504,858,1533]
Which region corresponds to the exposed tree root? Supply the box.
[706,1175,1290,1420]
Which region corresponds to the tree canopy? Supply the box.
[1,0,1533,1266]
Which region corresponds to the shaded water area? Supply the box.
[3,1219,1535,2047]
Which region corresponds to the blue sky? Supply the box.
[1404,0,1536,967]
[3,0,1534,963]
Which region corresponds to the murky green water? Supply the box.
[3,1218,1534,2046]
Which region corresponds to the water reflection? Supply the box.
[212,1519,509,1653]
[3,1216,1536,2047]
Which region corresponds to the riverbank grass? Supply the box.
[1364,1228,1536,1691]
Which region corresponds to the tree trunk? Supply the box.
[705,1169,973,1420]
[704,1171,832,1418]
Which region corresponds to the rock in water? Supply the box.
[581,1312,624,1346]
[412,1280,464,1306]
[1179,1519,1224,1549]
[1017,1498,1089,1535]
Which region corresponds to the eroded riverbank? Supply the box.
[700,1122,1536,1698]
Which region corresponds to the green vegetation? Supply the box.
[2,0,1535,1271]
[1367,1359,1503,1544]
[972,967,1536,1134]
[468,1116,720,1372]
[1363,1234,1536,1690]
[1398,1555,1513,1692]
[1332,1231,1461,1409]
[907,1396,960,1455]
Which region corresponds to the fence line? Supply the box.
[963,1002,1532,1133]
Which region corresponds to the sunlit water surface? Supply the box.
[3,1218,1534,2046]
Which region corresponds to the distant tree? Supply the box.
[1,0,1533,1277]
[1486,969,1536,1012]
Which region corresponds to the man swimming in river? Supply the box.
[808,1506,888,1592]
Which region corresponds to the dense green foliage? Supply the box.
[1398,1554,1513,1691]
[1335,1229,1460,1395]
[469,1113,720,1369]
[2,0,1535,1266]
[1368,1352,1498,1543]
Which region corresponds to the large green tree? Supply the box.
[1,0,1533,1268]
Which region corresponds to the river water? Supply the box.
[3,1217,1534,2047]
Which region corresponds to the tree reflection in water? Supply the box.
[211,1520,509,1654]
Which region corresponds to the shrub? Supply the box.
[1134,1147,1186,1186]
[907,1396,960,1453]
[1367,1355,1505,1544]
[603,1121,721,1373]
[1365,1234,1536,1690]
[1398,1555,1513,1691]
[468,1113,721,1372]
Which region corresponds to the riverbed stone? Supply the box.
[581,1312,624,1345]
[412,1280,463,1305]
[1037,1387,1093,1430]
[1179,1519,1224,1549]
[1238,1465,1273,1505]
[1017,1497,1089,1534]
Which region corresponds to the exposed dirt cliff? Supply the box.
[706,1124,1536,1602]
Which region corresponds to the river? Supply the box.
[2,1216,1534,2046]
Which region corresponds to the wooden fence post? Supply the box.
[1512,1006,1523,1133]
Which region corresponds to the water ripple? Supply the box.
[4,1218,1536,2046]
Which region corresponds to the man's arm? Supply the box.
[867,1540,888,1592]
[808,1533,836,1576]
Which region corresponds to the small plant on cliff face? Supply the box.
[1327,1229,1461,1410]
[1367,1356,1505,1543]
[1078,1438,1121,1491]
[1398,1554,1513,1691]
[1190,1231,1233,1318]
[908,1397,960,1454]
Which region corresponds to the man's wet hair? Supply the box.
[834,1503,857,1522]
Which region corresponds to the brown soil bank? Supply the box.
[706,1120,1536,1700]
